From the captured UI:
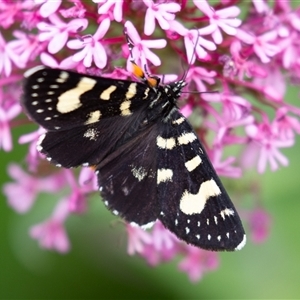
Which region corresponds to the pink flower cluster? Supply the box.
[1,0,299,281]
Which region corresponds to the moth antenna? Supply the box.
[124,27,135,64]
[181,30,201,82]
[180,31,219,96]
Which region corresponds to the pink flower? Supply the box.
[252,65,286,102]
[252,0,270,14]
[35,0,62,18]
[3,164,65,213]
[0,0,34,29]
[78,168,98,192]
[0,101,21,151]
[180,103,193,118]
[18,127,46,172]
[178,246,219,282]
[124,21,167,68]
[59,1,86,18]
[131,221,179,266]
[6,30,42,69]
[248,208,271,243]
[101,67,131,80]
[202,92,254,143]
[228,40,267,80]
[67,18,110,69]
[126,223,152,255]
[37,14,88,54]
[273,107,300,140]
[64,169,93,213]
[40,52,80,70]
[185,66,216,92]
[143,1,181,36]
[243,116,294,173]
[30,199,70,253]
[169,20,216,63]
[93,0,123,22]
[0,32,23,76]
[237,29,280,63]
[194,0,241,44]
[277,31,299,69]
[211,146,242,178]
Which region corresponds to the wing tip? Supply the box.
[235,234,247,251]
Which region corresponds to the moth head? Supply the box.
[165,80,187,101]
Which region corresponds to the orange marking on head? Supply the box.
[147,77,159,88]
[131,62,145,79]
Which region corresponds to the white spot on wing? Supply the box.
[214,216,218,225]
[56,71,69,83]
[185,155,202,172]
[220,208,235,220]
[125,83,137,99]
[157,168,173,184]
[179,179,221,215]
[156,136,176,150]
[122,186,129,196]
[83,128,99,141]
[100,85,117,100]
[131,166,147,181]
[57,77,97,113]
[177,132,197,145]
[85,110,101,125]
[120,100,132,116]
[185,227,190,234]
[172,117,185,125]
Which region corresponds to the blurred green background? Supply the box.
[1,98,300,299]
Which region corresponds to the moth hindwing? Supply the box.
[22,66,246,251]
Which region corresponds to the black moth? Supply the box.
[22,62,246,251]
